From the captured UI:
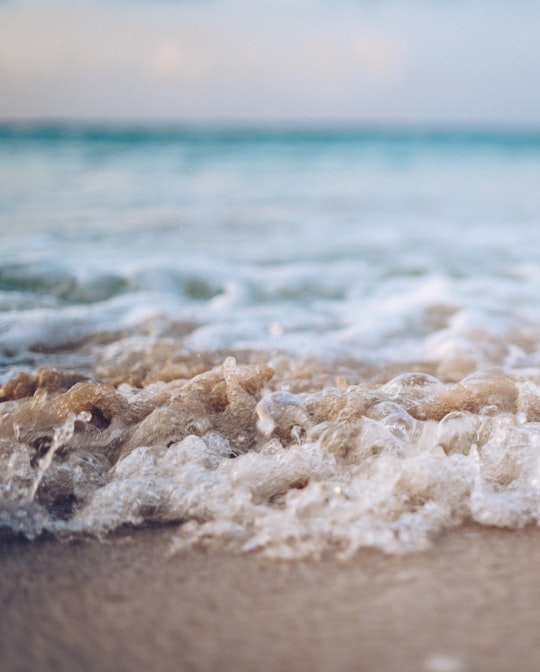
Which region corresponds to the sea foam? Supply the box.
[2,354,540,558]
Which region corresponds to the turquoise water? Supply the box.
[3,124,540,555]
[2,124,540,375]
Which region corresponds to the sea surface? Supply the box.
[2,123,540,557]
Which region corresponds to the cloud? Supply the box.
[0,0,539,125]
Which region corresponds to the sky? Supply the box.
[1,0,539,127]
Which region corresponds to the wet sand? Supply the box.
[2,525,540,672]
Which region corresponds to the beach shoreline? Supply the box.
[2,524,540,672]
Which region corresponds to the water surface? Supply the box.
[2,124,540,557]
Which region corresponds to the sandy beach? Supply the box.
[2,525,540,672]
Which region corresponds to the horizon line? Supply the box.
[2,117,540,131]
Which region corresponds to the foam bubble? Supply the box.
[3,353,540,558]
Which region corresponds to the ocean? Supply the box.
[2,123,540,558]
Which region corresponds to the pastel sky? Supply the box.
[1,0,539,126]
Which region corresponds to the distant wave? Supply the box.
[2,121,540,153]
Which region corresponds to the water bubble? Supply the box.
[437,411,477,456]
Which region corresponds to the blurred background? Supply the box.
[2,0,540,377]
[1,0,539,128]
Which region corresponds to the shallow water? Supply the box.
[2,124,540,556]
